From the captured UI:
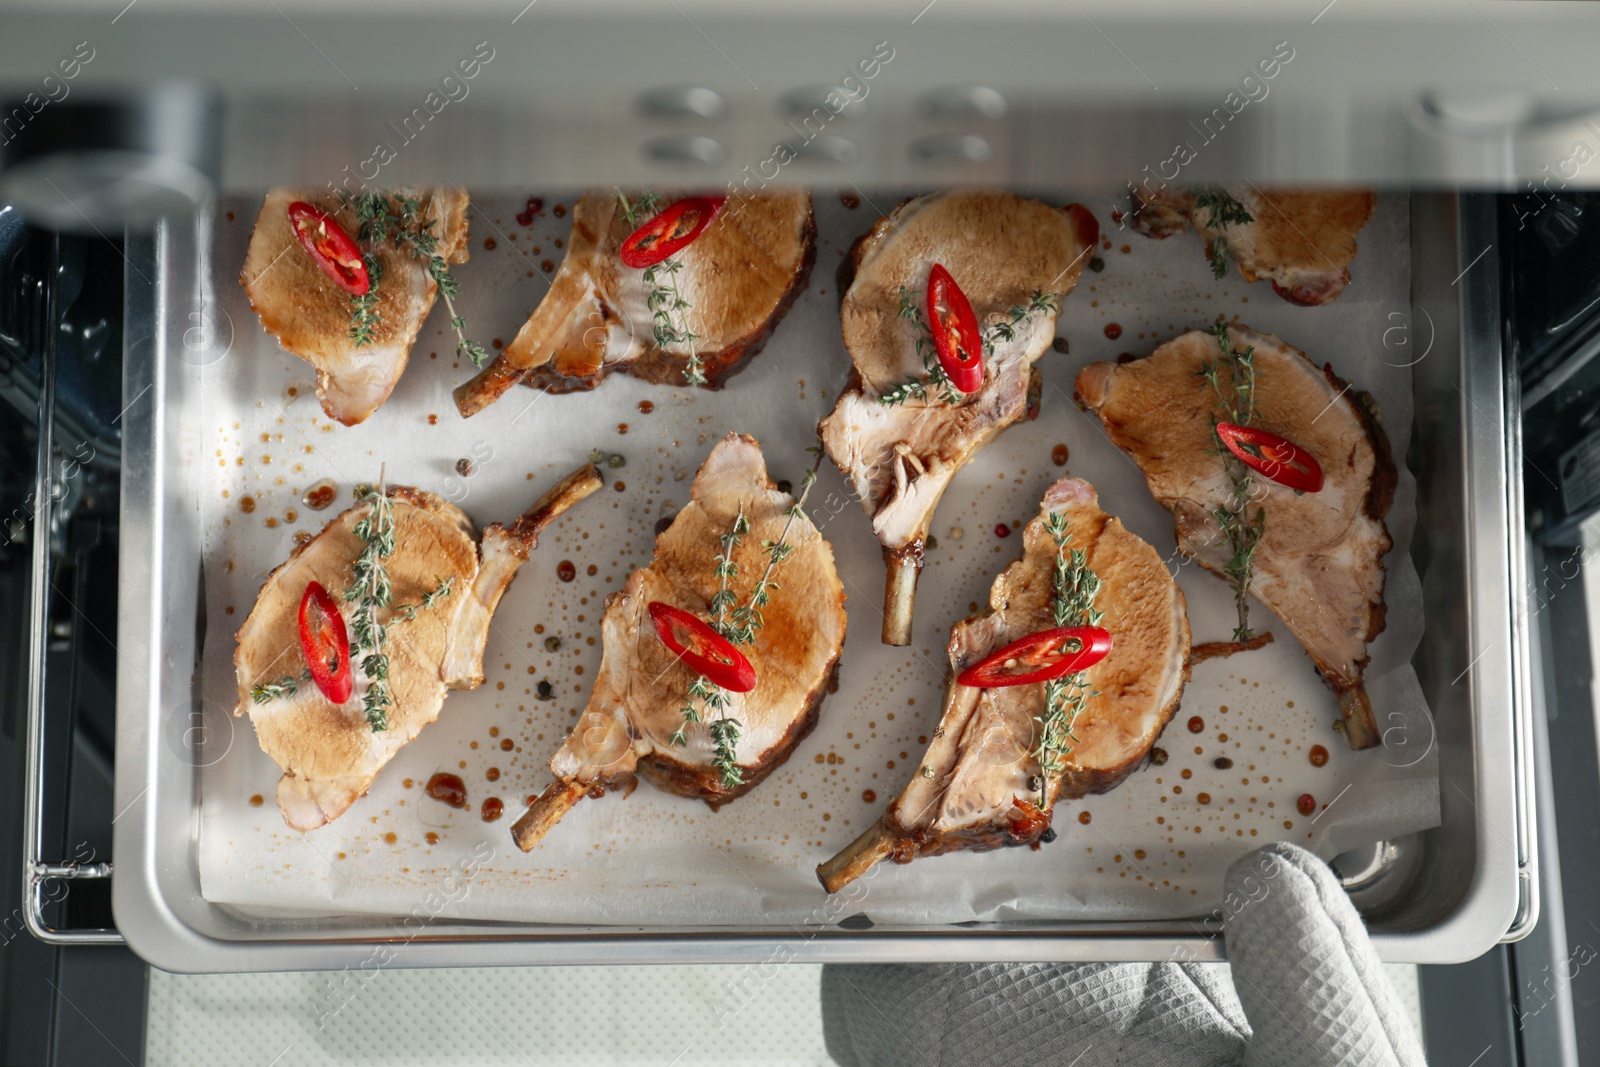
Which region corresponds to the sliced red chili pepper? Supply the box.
[619,196,725,269]
[1215,422,1324,493]
[298,580,353,704]
[957,626,1113,688]
[926,263,984,394]
[647,601,757,693]
[287,201,370,296]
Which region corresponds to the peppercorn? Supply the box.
[1039,827,1058,844]
[607,453,625,469]
[1150,747,1168,766]
[535,680,553,699]
[544,636,561,652]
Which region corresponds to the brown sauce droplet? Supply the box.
[483,237,497,250]
[302,480,337,511]
[249,794,264,807]
[455,457,475,477]
[861,789,876,803]
[238,495,256,514]
[1078,810,1092,825]
[556,560,576,582]
[553,203,566,217]
[1297,794,1316,817]
[585,563,598,576]
[486,767,501,782]
[292,531,313,547]
[1197,792,1212,805]
[500,737,514,751]
[613,480,625,492]
[427,414,438,425]
[1134,848,1146,859]
[481,797,505,821]
[285,509,297,523]
[638,400,654,414]
[540,259,555,272]
[1309,744,1329,767]
[839,189,861,209]
[425,831,439,845]
[1187,715,1204,733]
[264,517,278,528]
[383,832,397,844]
[1104,322,1123,340]
[617,423,629,434]
[1051,443,1069,466]
[425,772,468,809]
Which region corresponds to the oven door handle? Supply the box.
[20,245,124,946]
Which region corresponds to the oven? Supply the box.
[3,3,1600,1064]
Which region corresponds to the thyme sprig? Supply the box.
[982,291,1061,355]
[1199,319,1267,641]
[720,451,824,647]
[346,483,397,731]
[1192,187,1254,279]
[1033,511,1104,806]
[252,669,310,705]
[399,574,456,621]
[668,452,825,788]
[617,191,707,387]
[347,192,488,366]
[879,285,1057,406]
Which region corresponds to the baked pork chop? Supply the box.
[818,477,1190,893]
[240,187,471,425]
[819,190,1098,645]
[1076,322,1395,749]
[456,190,814,414]
[1130,186,1375,306]
[512,434,847,851]
[234,465,600,831]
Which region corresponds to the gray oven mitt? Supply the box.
[820,842,1426,1067]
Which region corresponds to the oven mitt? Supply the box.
[820,842,1426,1067]
[1227,842,1427,1067]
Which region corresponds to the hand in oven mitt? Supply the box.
[819,842,1427,1067]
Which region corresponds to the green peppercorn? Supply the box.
[544,636,561,652]
[1150,747,1168,766]
[607,453,625,469]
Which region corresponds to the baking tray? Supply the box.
[110,192,1533,971]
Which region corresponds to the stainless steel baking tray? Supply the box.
[109,192,1533,972]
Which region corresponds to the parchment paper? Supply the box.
[195,190,1437,925]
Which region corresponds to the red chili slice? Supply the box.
[927,263,984,394]
[1215,422,1324,493]
[287,201,370,295]
[647,601,757,693]
[957,626,1112,688]
[619,196,725,269]
[298,580,352,704]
